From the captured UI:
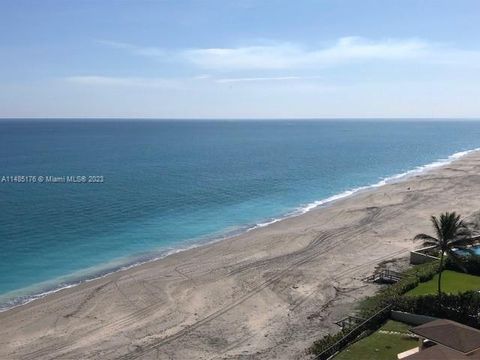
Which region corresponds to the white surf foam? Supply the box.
[1,147,478,312]
[248,147,480,231]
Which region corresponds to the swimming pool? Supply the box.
[455,245,480,256]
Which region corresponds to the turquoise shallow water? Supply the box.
[1,119,480,309]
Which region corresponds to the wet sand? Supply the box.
[2,151,480,359]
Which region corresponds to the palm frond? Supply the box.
[413,233,438,243]
[449,237,474,247]
[446,249,468,273]
[431,215,443,240]
[456,226,472,237]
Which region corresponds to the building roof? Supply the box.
[410,319,480,354]
[402,344,480,360]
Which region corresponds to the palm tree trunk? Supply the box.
[438,252,444,297]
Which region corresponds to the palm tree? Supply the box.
[414,212,472,296]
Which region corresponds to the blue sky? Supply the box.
[1,0,480,118]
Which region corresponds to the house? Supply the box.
[398,319,480,359]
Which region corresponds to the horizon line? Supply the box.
[1,117,480,121]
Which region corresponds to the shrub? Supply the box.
[394,291,480,327]
[445,255,480,275]
[310,329,351,356]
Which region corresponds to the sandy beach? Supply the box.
[2,151,480,359]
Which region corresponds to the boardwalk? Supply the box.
[365,269,405,284]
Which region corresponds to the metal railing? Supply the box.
[313,305,392,360]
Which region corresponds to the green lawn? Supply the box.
[406,270,480,296]
[334,320,417,360]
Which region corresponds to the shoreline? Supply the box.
[1,147,479,313]
[3,149,480,359]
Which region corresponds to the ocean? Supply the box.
[1,119,480,309]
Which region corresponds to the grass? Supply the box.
[334,320,416,360]
[406,270,480,296]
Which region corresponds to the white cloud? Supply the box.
[183,37,431,70]
[215,76,319,83]
[65,76,182,88]
[64,74,326,88]
[98,37,432,69]
[97,36,480,71]
[96,40,166,57]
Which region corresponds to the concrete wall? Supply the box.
[410,246,439,265]
[391,311,438,325]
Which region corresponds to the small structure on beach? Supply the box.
[334,315,366,329]
[365,269,405,284]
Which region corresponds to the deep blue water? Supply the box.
[1,119,480,308]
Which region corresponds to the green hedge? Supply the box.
[445,255,480,275]
[309,261,439,356]
[394,291,480,327]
